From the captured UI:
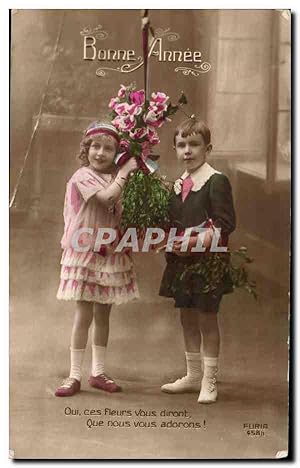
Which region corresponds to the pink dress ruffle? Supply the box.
[56,248,139,305]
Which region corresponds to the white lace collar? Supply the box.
[174,162,221,195]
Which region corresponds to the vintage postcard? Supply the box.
[10,9,290,459]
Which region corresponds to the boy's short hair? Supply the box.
[173,118,211,146]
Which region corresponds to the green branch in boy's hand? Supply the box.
[174,250,257,299]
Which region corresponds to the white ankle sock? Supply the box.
[203,357,219,377]
[69,348,85,381]
[185,352,202,380]
[203,356,218,368]
[92,345,106,377]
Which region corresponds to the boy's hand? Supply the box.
[172,237,197,256]
[172,229,214,256]
[201,228,214,249]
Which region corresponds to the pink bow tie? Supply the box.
[181,176,194,201]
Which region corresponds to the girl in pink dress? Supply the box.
[55,121,139,397]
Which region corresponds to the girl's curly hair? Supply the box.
[78,136,93,167]
[77,120,118,167]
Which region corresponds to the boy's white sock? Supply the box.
[92,345,106,377]
[69,348,85,381]
[185,352,202,380]
[203,356,218,369]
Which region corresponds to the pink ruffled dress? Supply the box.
[56,166,139,304]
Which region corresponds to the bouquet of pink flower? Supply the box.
[108,83,187,230]
[109,83,187,172]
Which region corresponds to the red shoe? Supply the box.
[88,374,122,393]
[55,377,81,397]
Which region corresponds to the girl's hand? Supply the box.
[119,157,139,179]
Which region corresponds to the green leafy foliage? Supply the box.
[120,170,172,231]
[172,247,257,299]
[129,140,142,157]
[178,92,188,105]
[166,103,179,116]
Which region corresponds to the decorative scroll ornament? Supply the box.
[175,62,211,76]
[96,57,143,77]
[154,28,180,41]
[80,25,108,40]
